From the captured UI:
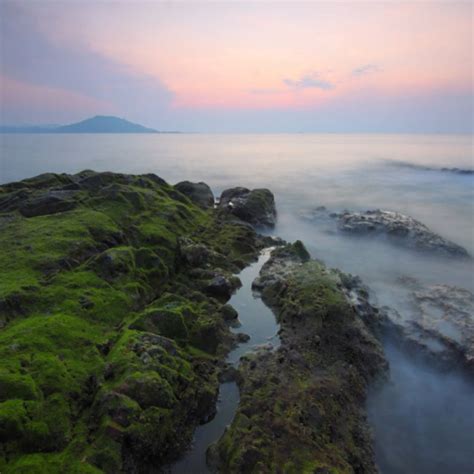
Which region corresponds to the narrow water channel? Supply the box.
[170,249,280,473]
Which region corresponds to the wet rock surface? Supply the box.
[303,207,469,257]
[174,181,215,208]
[218,187,276,228]
[338,209,469,257]
[211,242,387,473]
[399,281,473,370]
[342,271,474,372]
[0,170,267,473]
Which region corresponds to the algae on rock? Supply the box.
[210,242,387,473]
[0,171,266,473]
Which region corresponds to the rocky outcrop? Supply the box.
[303,207,469,257]
[0,170,266,473]
[203,274,242,301]
[218,187,276,228]
[341,271,474,372]
[411,284,474,369]
[174,181,215,208]
[375,279,474,371]
[18,191,77,217]
[209,242,387,473]
[338,210,469,257]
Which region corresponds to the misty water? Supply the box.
[1,133,473,472]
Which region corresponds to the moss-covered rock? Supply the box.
[211,242,387,473]
[219,187,276,228]
[0,170,263,472]
[174,181,214,208]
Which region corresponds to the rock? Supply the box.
[0,170,268,472]
[92,248,135,281]
[348,273,474,372]
[75,170,132,190]
[219,365,239,383]
[174,181,214,208]
[212,242,387,473]
[203,275,241,301]
[219,187,276,227]
[19,191,77,217]
[337,209,469,257]
[236,333,250,343]
[220,304,238,321]
[0,189,30,213]
[117,372,176,409]
[411,284,474,369]
[179,238,212,267]
[95,391,139,428]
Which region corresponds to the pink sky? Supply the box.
[1,1,472,132]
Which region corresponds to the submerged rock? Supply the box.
[219,187,276,227]
[337,209,469,257]
[303,207,469,258]
[409,284,474,370]
[174,180,214,208]
[347,272,474,372]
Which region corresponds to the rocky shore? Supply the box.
[301,207,470,258]
[1,171,468,473]
[0,171,274,473]
[208,242,387,473]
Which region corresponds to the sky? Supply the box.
[0,1,472,133]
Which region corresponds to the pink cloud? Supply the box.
[0,74,114,124]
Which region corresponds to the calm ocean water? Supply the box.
[1,133,473,473]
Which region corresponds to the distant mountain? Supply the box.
[55,116,158,133]
[0,116,162,133]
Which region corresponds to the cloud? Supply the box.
[352,63,380,76]
[283,72,334,90]
[248,88,284,95]
[0,2,174,126]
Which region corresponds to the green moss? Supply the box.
[117,372,176,409]
[0,171,263,471]
[0,373,39,402]
[0,400,28,441]
[4,452,102,474]
[213,243,385,473]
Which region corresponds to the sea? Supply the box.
[1,133,473,473]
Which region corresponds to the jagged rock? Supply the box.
[174,181,214,208]
[337,209,469,257]
[212,242,387,473]
[0,169,273,472]
[75,170,133,190]
[178,237,223,268]
[344,272,474,372]
[219,365,239,383]
[219,187,276,227]
[303,207,469,257]
[410,284,474,369]
[18,191,77,217]
[95,391,139,428]
[220,304,238,321]
[117,372,176,409]
[203,275,241,301]
[235,332,250,343]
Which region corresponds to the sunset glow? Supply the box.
[1,1,472,131]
